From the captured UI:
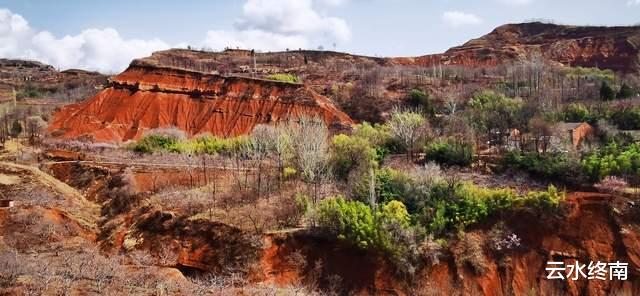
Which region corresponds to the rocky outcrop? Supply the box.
[48,65,354,142]
[409,22,640,72]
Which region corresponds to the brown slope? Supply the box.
[48,65,353,142]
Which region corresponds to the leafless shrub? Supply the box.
[152,188,209,216]
[189,273,233,296]
[411,162,444,190]
[453,232,488,276]
[0,248,21,286]
[272,195,306,227]
[388,106,429,160]
[129,249,154,266]
[143,126,188,141]
[420,235,445,267]
[26,115,47,145]
[325,274,344,296]
[157,243,178,267]
[83,249,121,293]
[595,176,628,194]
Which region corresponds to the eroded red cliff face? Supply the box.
[48,65,353,142]
[405,22,640,72]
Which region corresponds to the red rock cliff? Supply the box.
[48,65,354,142]
[406,22,640,72]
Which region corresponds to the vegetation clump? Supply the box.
[503,151,586,185]
[582,143,640,181]
[265,74,302,83]
[425,140,474,167]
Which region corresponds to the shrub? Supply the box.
[130,132,249,155]
[16,85,43,99]
[317,197,412,250]
[564,67,615,82]
[283,167,297,179]
[419,235,445,266]
[582,143,640,181]
[453,232,488,275]
[610,107,640,130]
[329,133,378,180]
[617,83,636,99]
[562,103,597,123]
[352,167,416,210]
[503,151,586,185]
[600,81,615,101]
[130,127,187,153]
[424,141,474,167]
[521,185,564,210]
[317,197,377,249]
[424,183,563,235]
[316,197,420,275]
[265,74,302,83]
[189,135,249,155]
[352,122,393,156]
[131,134,180,154]
[407,89,434,115]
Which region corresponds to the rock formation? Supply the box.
[48,64,354,142]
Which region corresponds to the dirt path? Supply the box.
[43,159,257,171]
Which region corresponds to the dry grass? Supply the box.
[0,173,19,185]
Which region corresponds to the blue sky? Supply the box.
[0,0,638,72]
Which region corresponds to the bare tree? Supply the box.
[250,124,277,198]
[26,115,46,145]
[291,116,330,203]
[388,107,428,161]
[528,117,553,154]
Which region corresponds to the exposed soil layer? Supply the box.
[39,160,640,295]
[259,192,640,295]
[48,65,354,142]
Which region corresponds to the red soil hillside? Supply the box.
[405,22,640,72]
[48,64,354,142]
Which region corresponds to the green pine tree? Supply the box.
[617,83,635,99]
[10,120,22,137]
[600,81,615,101]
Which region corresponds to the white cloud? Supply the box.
[202,0,351,52]
[234,0,351,42]
[442,11,483,27]
[0,9,170,73]
[628,0,640,5]
[0,0,351,73]
[496,0,533,5]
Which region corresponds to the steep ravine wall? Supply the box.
[258,193,639,295]
[44,161,640,295]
